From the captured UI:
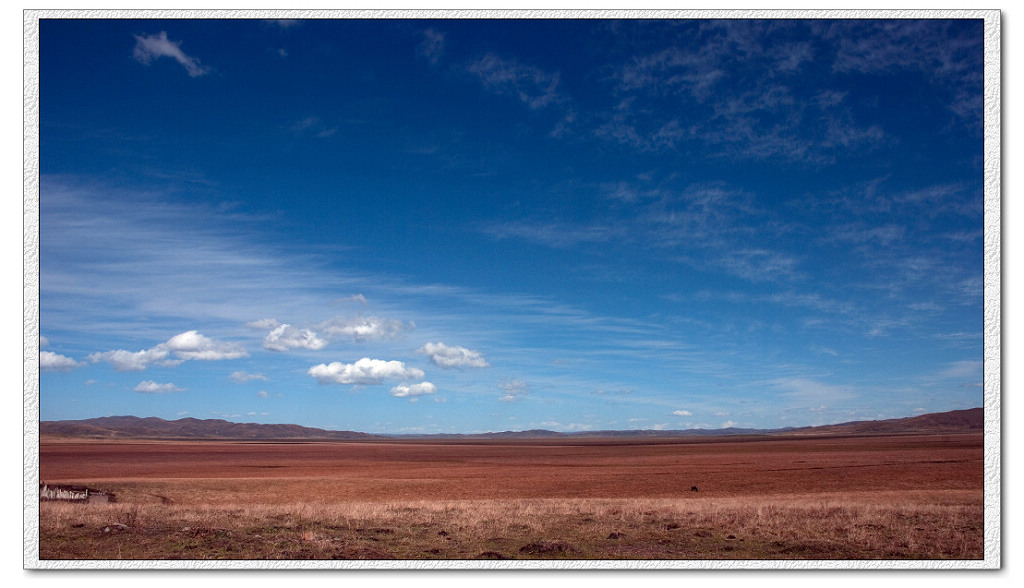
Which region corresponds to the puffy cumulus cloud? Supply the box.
[89,331,247,371]
[132,31,210,77]
[164,330,248,361]
[40,351,83,372]
[253,315,412,353]
[672,410,692,416]
[263,324,328,352]
[134,380,185,394]
[318,315,411,343]
[417,342,489,369]
[40,335,50,348]
[498,379,529,402]
[88,347,173,372]
[390,381,438,398]
[230,371,268,383]
[308,358,425,386]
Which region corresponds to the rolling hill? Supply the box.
[39,415,377,440]
[38,408,984,441]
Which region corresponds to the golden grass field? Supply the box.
[36,433,985,561]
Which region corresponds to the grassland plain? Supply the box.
[36,433,984,562]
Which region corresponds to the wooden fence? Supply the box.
[39,483,109,503]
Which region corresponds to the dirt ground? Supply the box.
[39,433,983,501]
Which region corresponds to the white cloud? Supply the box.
[164,330,248,361]
[498,378,529,402]
[467,53,563,110]
[89,330,247,371]
[390,381,438,398]
[246,318,281,330]
[715,249,801,283]
[40,351,83,372]
[255,314,411,352]
[230,371,268,383]
[417,342,489,369]
[672,410,692,416]
[263,324,328,352]
[318,315,411,342]
[417,28,445,65]
[40,335,50,348]
[258,390,270,398]
[308,358,425,385]
[134,380,185,394]
[132,31,210,77]
[88,347,173,372]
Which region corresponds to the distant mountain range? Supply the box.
[39,408,984,441]
[38,416,376,441]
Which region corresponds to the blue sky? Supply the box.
[35,17,988,434]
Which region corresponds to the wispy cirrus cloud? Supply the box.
[229,371,269,384]
[467,53,564,110]
[825,19,983,83]
[481,220,620,249]
[417,28,445,65]
[712,249,802,283]
[288,116,337,139]
[498,378,529,402]
[40,176,380,341]
[934,360,983,381]
[769,377,856,406]
[483,178,799,286]
[132,31,210,77]
[594,20,972,162]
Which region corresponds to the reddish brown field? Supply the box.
[36,433,986,562]
[40,433,982,500]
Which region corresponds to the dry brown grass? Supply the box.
[39,491,983,560]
